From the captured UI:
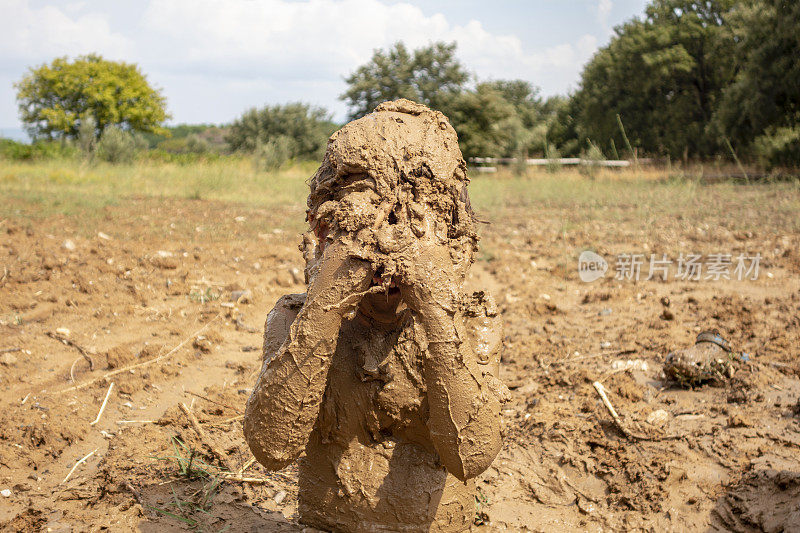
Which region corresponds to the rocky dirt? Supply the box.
[1,193,799,532]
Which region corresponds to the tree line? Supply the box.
[9,0,799,169]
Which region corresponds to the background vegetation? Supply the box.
[4,0,798,172]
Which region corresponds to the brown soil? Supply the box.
[1,193,799,532]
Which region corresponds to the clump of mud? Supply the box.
[306,98,478,281]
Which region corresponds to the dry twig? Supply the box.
[237,457,256,475]
[185,391,241,413]
[208,414,244,427]
[90,382,115,426]
[179,402,233,471]
[61,448,98,484]
[593,381,683,442]
[124,481,154,517]
[46,331,95,370]
[220,473,270,484]
[57,312,222,394]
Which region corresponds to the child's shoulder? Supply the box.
[262,293,306,363]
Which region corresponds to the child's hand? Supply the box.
[306,235,372,317]
[398,243,461,343]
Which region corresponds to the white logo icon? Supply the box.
[578,251,608,283]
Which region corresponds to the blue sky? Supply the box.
[0,0,649,133]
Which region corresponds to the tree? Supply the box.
[446,83,517,160]
[572,0,736,158]
[341,42,469,119]
[15,54,169,140]
[446,80,554,161]
[715,0,800,156]
[226,103,336,160]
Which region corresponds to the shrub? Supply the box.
[227,103,335,161]
[753,127,800,169]
[544,142,561,173]
[252,136,295,171]
[579,141,605,179]
[0,138,78,160]
[77,116,97,158]
[96,126,138,163]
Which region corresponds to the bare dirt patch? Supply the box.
[1,187,799,531]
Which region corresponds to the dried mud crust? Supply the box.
[0,189,799,530]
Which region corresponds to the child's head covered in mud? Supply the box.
[245,99,506,533]
[304,99,479,298]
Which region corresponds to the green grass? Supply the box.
[468,168,800,234]
[0,157,314,218]
[2,157,798,236]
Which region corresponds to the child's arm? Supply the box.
[400,247,503,482]
[244,241,370,470]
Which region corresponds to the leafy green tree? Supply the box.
[15,54,169,140]
[715,0,800,159]
[226,103,336,160]
[341,42,469,119]
[446,83,517,160]
[572,0,736,158]
[447,80,555,161]
[544,96,581,157]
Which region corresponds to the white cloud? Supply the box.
[140,0,595,84]
[0,0,131,62]
[0,0,605,125]
[597,0,613,29]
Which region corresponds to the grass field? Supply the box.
[2,158,799,235]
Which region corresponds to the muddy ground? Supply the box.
[1,193,800,532]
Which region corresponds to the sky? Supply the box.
[0,0,649,135]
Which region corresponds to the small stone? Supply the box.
[0,352,18,365]
[660,296,671,307]
[598,308,612,316]
[1,489,11,497]
[273,490,287,505]
[62,239,76,251]
[193,335,213,353]
[646,409,669,427]
[234,216,246,223]
[151,251,178,269]
[289,267,304,285]
[97,231,111,240]
[539,293,551,301]
[230,289,252,304]
[728,413,752,428]
[55,327,71,337]
[600,341,612,349]
[577,496,596,515]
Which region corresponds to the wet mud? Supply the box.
[244,100,505,532]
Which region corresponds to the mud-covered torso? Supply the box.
[315,313,429,447]
[262,292,501,532]
[296,312,475,532]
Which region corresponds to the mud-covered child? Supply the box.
[244,99,509,532]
